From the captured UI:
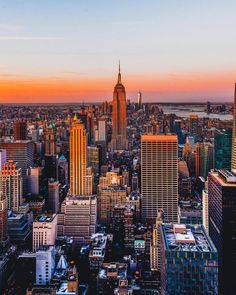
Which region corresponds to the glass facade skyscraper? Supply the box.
[160,223,218,295]
[208,170,236,295]
[214,129,232,170]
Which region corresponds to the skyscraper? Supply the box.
[215,129,232,170]
[0,140,34,195]
[0,192,8,246]
[189,114,199,137]
[111,63,127,151]
[138,91,142,109]
[141,134,178,223]
[33,214,57,251]
[44,124,56,155]
[208,170,236,294]
[0,160,22,212]
[0,149,6,169]
[195,142,214,179]
[13,120,27,140]
[160,224,218,295]
[69,117,87,195]
[232,83,236,173]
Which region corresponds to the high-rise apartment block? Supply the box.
[141,134,178,223]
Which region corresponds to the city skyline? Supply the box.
[1,1,236,103]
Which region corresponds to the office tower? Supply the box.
[36,245,55,284]
[58,154,68,186]
[207,101,211,114]
[13,120,27,140]
[85,167,93,195]
[69,118,87,195]
[141,134,178,223]
[44,154,58,180]
[99,187,127,224]
[150,210,164,271]
[189,114,199,137]
[202,181,209,234]
[232,84,236,173]
[44,125,55,155]
[215,129,232,170]
[57,195,97,244]
[27,167,43,196]
[88,146,101,176]
[131,172,139,192]
[0,192,8,246]
[195,142,214,179]
[0,160,22,211]
[8,208,32,245]
[208,170,236,294]
[48,179,60,213]
[111,204,135,249]
[33,214,57,251]
[173,119,184,144]
[0,140,34,194]
[138,91,142,109]
[98,117,106,142]
[111,63,127,151]
[0,149,6,169]
[160,224,218,295]
[98,171,121,193]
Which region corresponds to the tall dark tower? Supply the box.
[111,62,127,150]
[13,120,27,140]
[232,83,236,173]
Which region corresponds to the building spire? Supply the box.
[117,60,121,84]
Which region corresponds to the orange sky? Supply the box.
[0,71,235,103]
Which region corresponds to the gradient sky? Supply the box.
[1,0,236,103]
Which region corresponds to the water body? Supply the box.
[161,105,233,121]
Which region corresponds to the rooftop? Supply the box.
[98,262,127,279]
[161,224,216,253]
[35,214,56,223]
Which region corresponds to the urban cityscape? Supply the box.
[1,1,236,295]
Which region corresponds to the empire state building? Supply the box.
[111,64,127,150]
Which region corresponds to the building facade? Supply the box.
[141,134,178,223]
[208,170,236,294]
[160,224,218,295]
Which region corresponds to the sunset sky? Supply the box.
[1,0,236,103]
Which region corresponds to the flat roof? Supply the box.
[35,214,56,222]
[161,224,216,253]
[141,134,177,142]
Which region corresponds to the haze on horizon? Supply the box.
[1,0,236,103]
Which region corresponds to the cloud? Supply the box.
[0,36,66,41]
